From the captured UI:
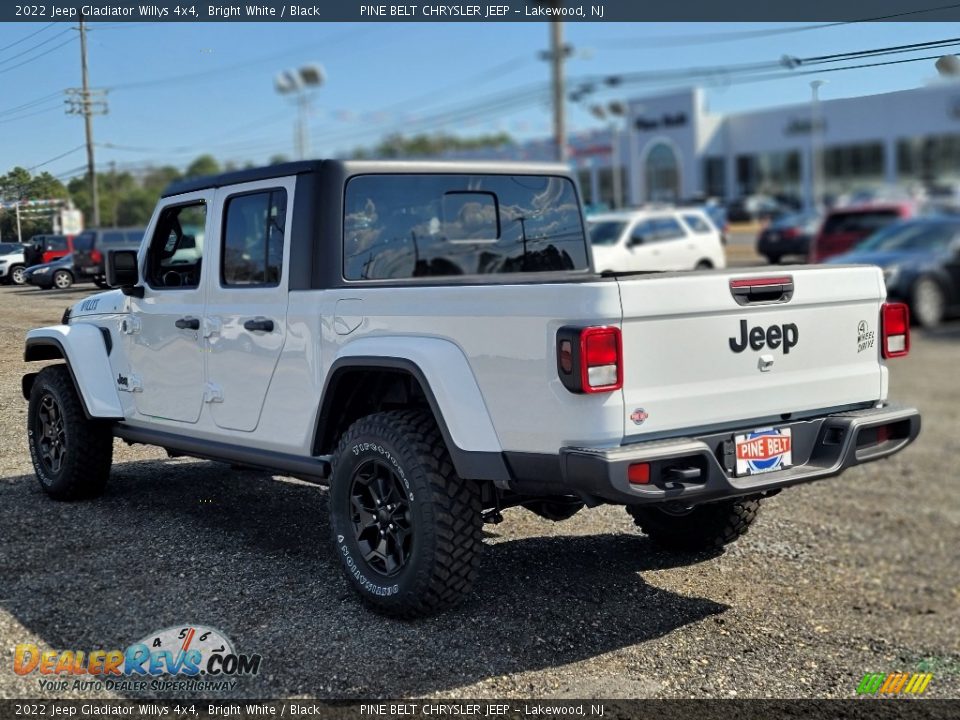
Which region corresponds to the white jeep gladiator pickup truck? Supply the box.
[22,160,921,617]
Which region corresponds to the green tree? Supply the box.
[185,154,220,178]
[0,167,70,240]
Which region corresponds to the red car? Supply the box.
[809,204,915,263]
[24,234,73,266]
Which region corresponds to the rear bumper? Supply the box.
[559,404,921,506]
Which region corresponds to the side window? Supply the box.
[631,220,655,243]
[682,214,711,233]
[221,189,287,286]
[652,217,686,241]
[145,202,206,289]
[47,237,67,251]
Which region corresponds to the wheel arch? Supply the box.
[23,326,123,419]
[315,342,509,486]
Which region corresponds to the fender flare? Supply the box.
[321,336,510,485]
[24,325,124,419]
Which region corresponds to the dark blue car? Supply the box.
[23,253,77,290]
[827,218,960,328]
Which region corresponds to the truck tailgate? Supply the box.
[617,266,886,440]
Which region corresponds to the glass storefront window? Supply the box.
[897,134,960,184]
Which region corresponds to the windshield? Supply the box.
[857,222,958,253]
[0,242,21,255]
[588,221,627,246]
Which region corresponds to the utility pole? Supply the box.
[547,20,570,163]
[66,15,107,227]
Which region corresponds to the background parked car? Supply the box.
[756,211,822,264]
[588,208,726,272]
[0,242,27,285]
[827,217,960,328]
[23,234,72,267]
[678,199,729,243]
[809,203,916,263]
[24,253,78,290]
[72,227,146,287]
[726,194,783,223]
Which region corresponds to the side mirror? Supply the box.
[106,249,143,297]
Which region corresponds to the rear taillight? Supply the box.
[881,302,910,358]
[556,325,623,394]
[90,249,102,263]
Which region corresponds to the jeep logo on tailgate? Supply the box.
[729,320,798,354]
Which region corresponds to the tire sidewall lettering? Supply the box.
[335,437,416,598]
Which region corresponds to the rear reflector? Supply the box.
[628,463,650,485]
[881,302,910,359]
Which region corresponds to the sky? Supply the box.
[1,20,960,183]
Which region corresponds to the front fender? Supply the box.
[24,325,123,419]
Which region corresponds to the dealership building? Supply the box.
[450,82,960,209]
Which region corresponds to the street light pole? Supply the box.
[809,80,826,212]
[275,63,325,161]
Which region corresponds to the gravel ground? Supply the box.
[0,282,957,700]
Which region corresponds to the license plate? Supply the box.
[734,427,793,476]
[82,266,96,273]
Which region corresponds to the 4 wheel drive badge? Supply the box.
[630,408,649,425]
[857,320,875,353]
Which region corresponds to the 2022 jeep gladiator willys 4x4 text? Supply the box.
[22,160,921,617]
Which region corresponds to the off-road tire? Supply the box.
[93,278,109,289]
[627,497,762,551]
[695,260,713,270]
[329,409,482,618]
[765,254,782,265]
[27,365,113,500]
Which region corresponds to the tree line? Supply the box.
[0,132,514,240]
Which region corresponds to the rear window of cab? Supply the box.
[343,174,589,280]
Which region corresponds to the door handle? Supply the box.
[243,317,274,333]
[175,317,200,330]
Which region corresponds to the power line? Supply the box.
[0,22,55,54]
[28,145,86,172]
[0,104,63,126]
[0,36,77,77]
[0,26,72,67]
[602,3,960,48]
[105,25,378,92]
[800,37,960,64]
[0,90,63,118]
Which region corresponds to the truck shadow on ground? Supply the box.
[1,458,728,698]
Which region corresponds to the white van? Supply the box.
[588,209,726,272]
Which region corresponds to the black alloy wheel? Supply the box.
[348,458,413,576]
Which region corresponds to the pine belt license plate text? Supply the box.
[734,428,793,476]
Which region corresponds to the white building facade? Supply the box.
[451,82,960,210]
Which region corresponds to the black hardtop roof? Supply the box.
[162,159,572,197]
